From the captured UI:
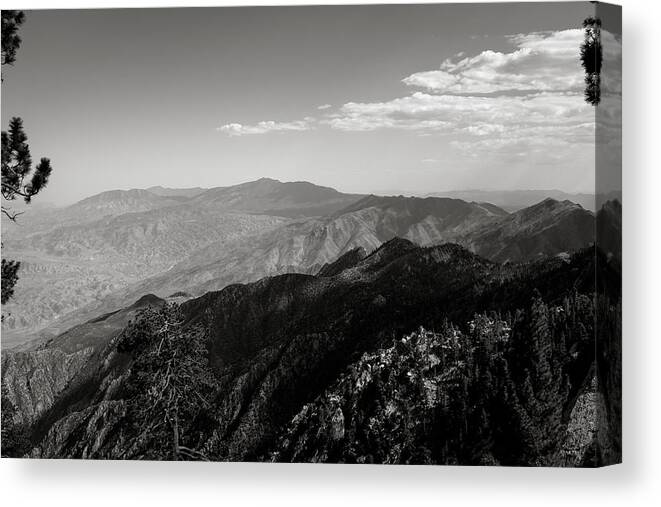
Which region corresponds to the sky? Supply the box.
[1,2,597,205]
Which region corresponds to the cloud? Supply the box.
[321,28,592,139]
[216,27,617,163]
[217,118,314,136]
[450,122,594,153]
[402,29,584,94]
[325,91,593,140]
[320,26,610,165]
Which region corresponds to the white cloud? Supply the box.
[325,91,593,138]
[217,118,314,136]
[451,122,594,153]
[402,29,584,94]
[320,26,607,165]
[216,27,614,164]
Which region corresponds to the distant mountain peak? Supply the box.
[192,178,363,218]
[361,237,418,268]
[76,188,156,203]
[517,197,587,217]
[129,294,165,310]
[377,236,417,251]
[317,247,367,277]
[145,186,207,198]
[336,193,495,217]
[426,189,596,212]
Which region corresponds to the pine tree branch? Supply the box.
[2,182,37,199]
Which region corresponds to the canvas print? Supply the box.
[1,2,621,466]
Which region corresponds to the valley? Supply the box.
[0,178,621,465]
[1,237,621,464]
[1,179,599,348]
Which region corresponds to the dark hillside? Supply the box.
[6,239,619,464]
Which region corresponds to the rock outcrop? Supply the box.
[1,347,93,426]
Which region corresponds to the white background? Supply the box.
[0,0,658,505]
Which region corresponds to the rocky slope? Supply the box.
[15,195,509,340]
[459,198,595,263]
[106,196,590,303]
[8,239,620,464]
[1,178,367,345]
[9,193,597,349]
[2,189,184,234]
[1,210,285,343]
[149,196,593,300]
[0,293,165,428]
[1,347,93,427]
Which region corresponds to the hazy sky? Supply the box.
[1,3,596,205]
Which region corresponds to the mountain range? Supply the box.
[4,190,593,350]
[0,179,364,345]
[427,189,597,212]
[2,178,598,347]
[0,176,622,464]
[1,236,621,464]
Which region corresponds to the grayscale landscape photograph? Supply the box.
[1,2,621,465]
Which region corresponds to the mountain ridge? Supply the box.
[1,238,620,464]
[2,181,600,347]
[426,189,596,212]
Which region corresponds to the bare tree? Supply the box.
[119,304,218,460]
